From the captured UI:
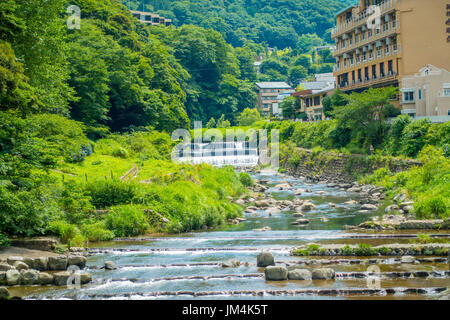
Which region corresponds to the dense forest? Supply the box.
[123,0,356,49]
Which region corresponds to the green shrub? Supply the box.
[105,205,149,237]
[379,246,391,255]
[0,232,9,248]
[81,222,115,241]
[48,221,86,246]
[307,243,320,252]
[354,243,376,256]
[238,172,254,187]
[341,245,353,256]
[86,180,138,209]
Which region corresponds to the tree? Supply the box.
[216,114,231,128]
[206,117,216,128]
[236,108,261,126]
[332,87,398,150]
[323,89,348,117]
[288,66,308,85]
[281,96,298,120]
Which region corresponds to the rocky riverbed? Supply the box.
[3,169,449,300]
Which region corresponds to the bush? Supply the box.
[105,205,149,237]
[0,233,9,248]
[48,221,86,246]
[86,180,138,209]
[354,243,376,256]
[238,172,254,187]
[80,222,115,241]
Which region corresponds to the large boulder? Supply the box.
[68,256,87,269]
[48,256,68,270]
[20,269,40,285]
[0,263,13,272]
[257,252,275,267]
[104,261,116,270]
[6,270,21,286]
[6,256,23,265]
[288,269,312,280]
[53,272,71,286]
[0,287,10,300]
[311,268,335,280]
[264,266,288,281]
[13,261,29,271]
[80,272,92,284]
[23,257,48,271]
[38,272,54,285]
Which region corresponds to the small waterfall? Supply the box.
[175,142,259,167]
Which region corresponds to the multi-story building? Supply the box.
[291,82,335,121]
[400,64,450,121]
[131,10,172,26]
[332,0,450,108]
[255,82,293,117]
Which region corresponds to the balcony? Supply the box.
[331,0,399,37]
[337,72,399,91]
[334,20,400,56]
[334,44,401,73]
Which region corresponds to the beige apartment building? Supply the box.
[131,10,172,26]
[255,82,293,117]
[332,0,450,110]
[401,64,450,120]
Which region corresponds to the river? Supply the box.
[16,170,450,300]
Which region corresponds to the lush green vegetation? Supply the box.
[363,146,450,219]
[124,0,354,49]
[0,114,246,244]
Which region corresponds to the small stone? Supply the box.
[292,212,304,217]
[361,204,378,210]
[257,252,275,267]
[288,269,312,280]
[296,218,310,225]
[104,261,116,270]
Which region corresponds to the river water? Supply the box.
[17,171,450,300]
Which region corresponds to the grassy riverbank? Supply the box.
[0,113,249,248]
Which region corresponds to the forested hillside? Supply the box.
[124,0,356,49]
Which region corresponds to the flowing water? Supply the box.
[16,171,450,300]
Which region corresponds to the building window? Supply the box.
[403,91,415,102]
[444,88,450,96]
[418,89,422,100]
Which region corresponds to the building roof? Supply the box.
[335,4,357,17]
[255,82,292,89]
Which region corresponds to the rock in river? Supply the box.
[104,261,116,270]
[6,270,21,286]
[312,268,335,280]
[288,269,312,281]
[48,256,68,271]
[360,204,378,210]
[20,269,40,285]
[265,266,288,281]
[257,252,275,267]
